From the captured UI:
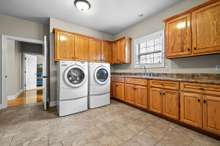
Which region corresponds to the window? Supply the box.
[134,30,164,68]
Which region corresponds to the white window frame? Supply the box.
[134,30,165,68]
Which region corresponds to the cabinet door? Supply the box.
[75,35,89,60]
[125,84,135,104]
[135,85,148,109]
[149,88,163,114]
[192,1,220,55]
[163,90,179,120]
[203,95,220,135]
[55,30,75,60]
[180,92,203,128]
[115,83,125,101]
[111,82,115,97]
[118,39,125,63]
[102,41,112,63]
[165,14,191,58]
[112,41,118,64]
[89,38,101,61]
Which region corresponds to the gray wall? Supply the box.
[6,40,22,97]
[49,18,114,104]
[0,14,48,104]
[112,0,220,74]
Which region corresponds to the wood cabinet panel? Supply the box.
[89,38,101,61]
[115,82,125,100]
[112,41,119,63]
[180,92,203,128]
[192,1,220,55]
[75,35,89,60]
[135,85,148,109]
[125,78,147,86]
[149,88,163,114]
[163,90,179,120]
[166,14,192,58]
[180,82,220,96]
[111,76,124,83]
[102,41,112,63]
[150,80,179,90]
[125,84,135,104]
[203,95,220,135]
[54,30,75,60]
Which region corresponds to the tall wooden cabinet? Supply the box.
[89,38,101,61]
[75,35,89,60]
[54,30,75,61]
[165,14,191,58]
[101,41,112,63]
[165,0,220,58]
[192,1,220,55]
[112,37,131,64]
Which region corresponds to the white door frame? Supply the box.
[1,35,44,108]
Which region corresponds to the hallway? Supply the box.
[7,89,43,107]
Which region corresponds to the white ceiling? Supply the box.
[0,0,180,35]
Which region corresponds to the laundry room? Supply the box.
[0,0,220,145]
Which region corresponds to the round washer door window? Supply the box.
[95,67,109,85]
[64,66,86,88]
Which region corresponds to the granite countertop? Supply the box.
[111,72,220,85]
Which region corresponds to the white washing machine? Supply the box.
[57,61,88,116]
[89,62,110,108]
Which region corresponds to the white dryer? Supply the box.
[57,61,88,116]
[89,62,110,108]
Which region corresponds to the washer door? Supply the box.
[64,65,86,88]
[94,66,109,85]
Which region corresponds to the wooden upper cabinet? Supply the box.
[89,38,101,61]
[149,88,163,114]
[164,0,220,58]
[192,1,220,55]
[180,92,203,128]
[203,95,220,135]
[112,37,131,64]
[75,35,89,60]
[101,41,112,63]
[163,90,179,120]
[165,14,191,58]
[54,30,75,61]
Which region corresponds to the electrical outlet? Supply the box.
[216,65,220,71]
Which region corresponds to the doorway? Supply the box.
[1,35,48,110]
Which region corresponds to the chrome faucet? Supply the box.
[143,66,148,76]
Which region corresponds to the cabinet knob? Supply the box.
[194,48,197,50]
[198,99,200,102]
[203,100,207,104]
[187,48,191,51]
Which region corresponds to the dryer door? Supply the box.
[64,65,86,88]
[94,66,109,85]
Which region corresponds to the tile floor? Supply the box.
[0,100,219,146]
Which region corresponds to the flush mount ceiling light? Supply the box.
[74,0,91,12]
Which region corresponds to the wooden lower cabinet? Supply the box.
[124,84,148,109]
[135,85,148,109]
[124,84,135,104]
[163,90,179,120]
[149,88,163,114]
[203,95,220,135]
[112,82,124,101]
[180,92,203,128]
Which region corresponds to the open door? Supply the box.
[24,54,37,90]
[43,36,48,110]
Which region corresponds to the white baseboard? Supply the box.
[49,101,57,107]
[7,89,24,100]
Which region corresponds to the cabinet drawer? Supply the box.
[150,80,179,90]
[125,78,147,86]
[111,76,124,83]
[180,82,220,96]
